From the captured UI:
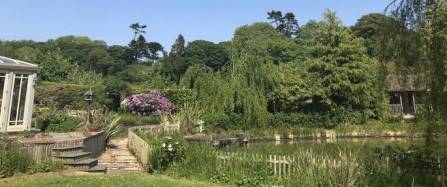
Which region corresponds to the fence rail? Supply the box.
[216,151,295,177]
[128,129,155,170]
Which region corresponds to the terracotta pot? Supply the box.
[87,125,101,132]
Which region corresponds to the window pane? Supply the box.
[18,78,28,121]
[0,73,5,118]
[9,76,22,126]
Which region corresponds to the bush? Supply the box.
[40,110,82,132]
[161,89,193,108]
[203,112,230,131]
[0,142,34,178]
[35,82,110,110]
[104,77,131,111]
[125,90,175,116]
[148,136,185,172]
[26,158,64,174]
[89,110,123,144]
[119,114,160,125]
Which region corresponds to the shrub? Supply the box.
[161,89,193,108]
[125,90,175,116]
[145,132,185,172]
[78,109,123,144]
[104,77,131,111]
[34,83,110,110]
[0,142,34,178]
[26,158,64,174]
[203,112,230,131]
[119,114,160,125]
[91,110,123,144]
[40,110,82,132]
[161,102,204,133]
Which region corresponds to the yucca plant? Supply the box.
[93,110,123,144]
[79,109,123,144]
[158,102,203,134]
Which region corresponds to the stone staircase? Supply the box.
[98,138,143,173]
[52,145,107,173]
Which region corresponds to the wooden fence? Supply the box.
[216,151,295,178]
[24,132,105,161]
[127,124,180,170]
[128,129,155,170]
[83,132,105,158]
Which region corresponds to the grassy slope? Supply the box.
[0,172,227,187]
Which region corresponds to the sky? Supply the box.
[1,0,392,52]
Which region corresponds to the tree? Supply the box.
[269,63,314,113]
[161,34,187,83]
[118,64,153,83]
[228,22,283,127]
[15,46,42,64]
[87,48,114,75]
[129,23,147,40]
[128,23,148,63]
[146,42,164,63]
[107,45,133,66]
[267,10,299,38]
[104,76,131,111]
[184,40,228,71]
[304,9,378,122]
[383,0,447,136]
[351,13,399,57]
[39,49,75,82]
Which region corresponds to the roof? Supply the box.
[387,74,427,91]
[0,56,39,71]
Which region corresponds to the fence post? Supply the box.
[274,155,277,176]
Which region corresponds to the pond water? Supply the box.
[222,137,447,157]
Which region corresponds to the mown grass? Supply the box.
[0,172,227,187]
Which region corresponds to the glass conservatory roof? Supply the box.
[0,56,39,70]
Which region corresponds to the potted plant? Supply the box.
[86,124,101,132]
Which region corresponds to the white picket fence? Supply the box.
[215,151,295,178]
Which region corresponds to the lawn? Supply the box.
[0,172,227,187]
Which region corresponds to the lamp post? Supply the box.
[84,89,94,126]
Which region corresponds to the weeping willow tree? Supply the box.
[180,64,234,114]
[180,23,284,128]
[382,0,447,145]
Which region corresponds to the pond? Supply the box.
[222,137,447,158]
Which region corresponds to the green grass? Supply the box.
[0,172,227,187]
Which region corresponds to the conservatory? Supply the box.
[0,56,39,132]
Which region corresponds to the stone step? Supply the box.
[98,159,139,162]
[101,163,141,168]
[52,145,84,156]
[85,164,107,174]
[65,158,98,170]
[53,152,91,163]
[107,167,142,171]
[99,155,135,158]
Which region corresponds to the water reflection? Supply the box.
[240,137,447,157]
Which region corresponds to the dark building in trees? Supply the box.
[387,75,427,119]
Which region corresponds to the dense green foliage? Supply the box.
[2,4,446,131]
[39,110,82,132]
[0,140,64,178]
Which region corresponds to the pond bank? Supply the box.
[249,130,425,142]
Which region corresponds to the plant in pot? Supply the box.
[86,124,101,132]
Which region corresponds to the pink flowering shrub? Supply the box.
[125,90,175,116]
